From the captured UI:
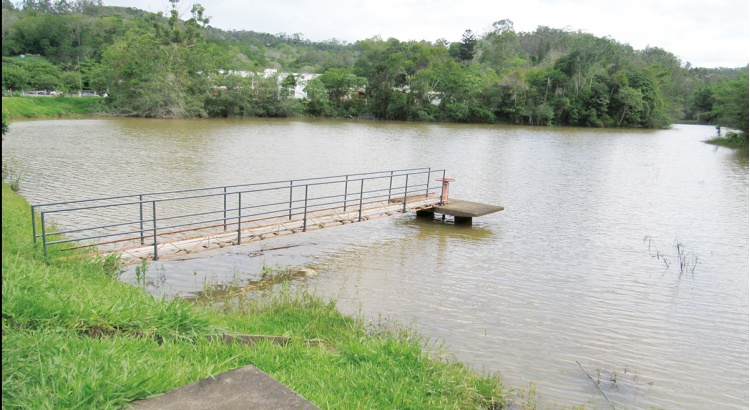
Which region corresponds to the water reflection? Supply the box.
[399,216,497,239]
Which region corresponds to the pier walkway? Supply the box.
[32,168,504,264]
[32,168,443,264]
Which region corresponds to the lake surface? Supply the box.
[4,118,748,409]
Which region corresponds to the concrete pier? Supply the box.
[418,199,504,224]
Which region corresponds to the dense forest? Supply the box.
[1,0,747,134]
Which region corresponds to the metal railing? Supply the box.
[32,168,447,262]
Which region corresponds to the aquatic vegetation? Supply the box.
[1,160,23,192]
[643,236,698,277]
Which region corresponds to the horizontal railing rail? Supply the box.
[32,168,447,262]
[31,167,432,208]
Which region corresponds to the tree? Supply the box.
[2,56,65,91]
[280,73,297,98]
[102,2,213,118]
[625,70,670,128]
[204,72,253,117]
[450,29,476,64]
[2,59,30,90]
[303,77,331,116]
[687,85,716,123]
[316,68,367,116]
[246,73,294,117]
[478,20,527,75]
[614,86,644,126]
[354,37,411,119]
[493,67,529,124]
[639,46,687,120]
[712,74,749,135]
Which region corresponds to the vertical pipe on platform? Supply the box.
[237,192,242,245]
[302,185,308,232]
[288,181,293,221]
[139,194,145,244]
[357,179,364,222]
[402,174,409,213]
[31,205,37,245]
[343,175,349,212]
[41,212,48,261]
[440,170,446,204]
[152,201,159,261]
[223,187,228,230]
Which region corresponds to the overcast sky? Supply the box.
[104,0,749,68]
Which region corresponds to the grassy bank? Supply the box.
[2,96,104,119]
[1,182,505,409]
[704,131,749,150]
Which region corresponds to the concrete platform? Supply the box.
[418,199,504,224]
[129,364,318,410]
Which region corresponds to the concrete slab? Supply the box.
[129,365,318,410]
[428,199,504,218]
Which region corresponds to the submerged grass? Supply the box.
[2,182,506,408]
[1,160,23,192]
[204,290,504,408]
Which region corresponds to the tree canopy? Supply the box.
[2,2,747,131]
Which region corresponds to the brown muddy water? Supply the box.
[3,118,747,409]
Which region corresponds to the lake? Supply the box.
[3,118,747,409]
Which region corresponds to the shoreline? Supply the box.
[1,181,507,408]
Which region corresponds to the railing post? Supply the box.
[388,170,394,201]
[31,205,37,245]
[41,211,48,261]
[358,179,364,222]
[288,181,293,221]
[152,201,159,261]
[343,175,349,212]
[424,168,431,197]
[402,174,409,213]
[302,185,308,232]
[237,192,242,245]
[139,194,145,244]
[223,187,228,230]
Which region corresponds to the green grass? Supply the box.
[2,182,506,409]
[705,132,749,150]
[2,96,104,119]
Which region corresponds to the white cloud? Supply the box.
[104,0,749,67]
